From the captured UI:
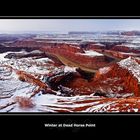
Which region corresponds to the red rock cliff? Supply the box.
[94,57,140,97]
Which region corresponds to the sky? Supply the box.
[1,19,140,33]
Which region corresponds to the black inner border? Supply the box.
[0,16,140,19]
[0,16,140,116]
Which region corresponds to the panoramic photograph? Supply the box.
[1,19,140,112]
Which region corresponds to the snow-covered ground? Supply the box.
[118,57,140,82]
[0,52,54,75]
[120,52,139,55]
[84,50,103,56]
[64,66,77,73]
[0,51,104,112]
[77,50,103,57]
[0,66,100,112]
[0,51,98,112]
[0,52,12,61]
[99,67,111,74]
[117,43,140,48]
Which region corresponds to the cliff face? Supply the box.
[94,57,140,97]
[111,44,140,53]
[8,40,131,72]
[41,45,114,72]
[9,40,47,48]
[8,40,116,72]
[41,43,83,55]
[86,43,106,50]
[9,40,83,52]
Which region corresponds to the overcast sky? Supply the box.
[0,19,140,33]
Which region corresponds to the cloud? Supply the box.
[0,19,140,32]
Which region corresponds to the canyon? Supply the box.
[1,32,140,112]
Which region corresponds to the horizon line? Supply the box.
[0,30,140,33]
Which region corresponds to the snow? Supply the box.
[99,67,110,74]
[131,37,140,43]
[34,94,58,105]
[64,66,77,73]
[0,51,28,62]
[34,94,99,109]
[120,52,138,55]
[84,50,103,56]
[0,59,101,112]
[125,44,140,48]
[0,52,10,61]
[26,65,50,74]
[0,55,54,75]
[134,108,138,112]
[78,50,103,57]
[30,50,42,54]
[35,33,136,44]
[117,43,140,48]
[84,101,116,112]
[94,43,105,46]
[35,57,53,63]
[0,56,103,112]
[118,57,140,82]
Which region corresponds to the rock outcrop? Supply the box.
[111,44,140,53]
[94,57,140,97]
[85,43,106,50]
[41,46,114,72]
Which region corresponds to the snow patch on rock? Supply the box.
[99,67,111,74]
[118,57,140,82]
[77,50,103,57]
[64,66,77,73]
